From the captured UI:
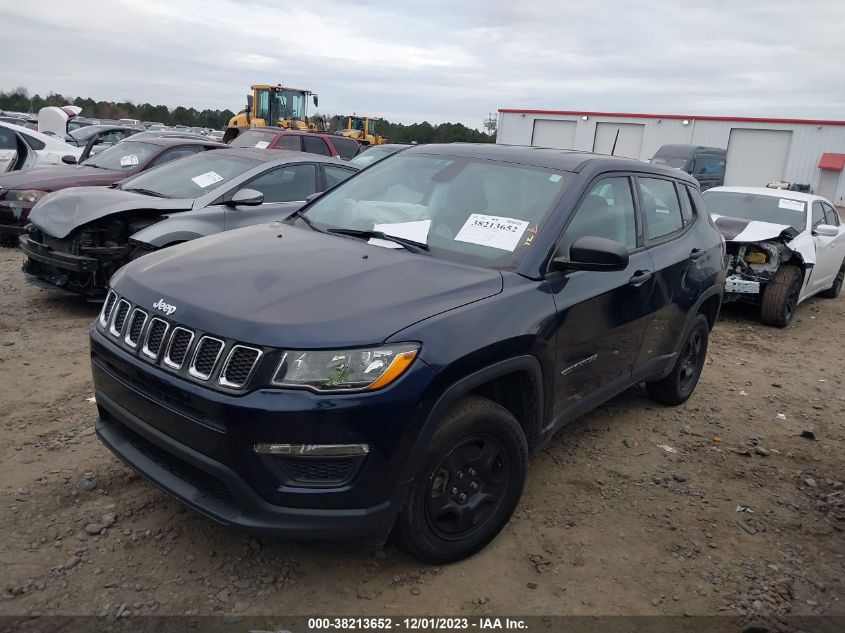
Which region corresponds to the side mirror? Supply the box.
[61,155,77,165]
[551,236,630,272]
[304,191,323,203]
[313,94,319,107]
[227,188,264,206]
[814,224,839,238]
[246,94,254,110]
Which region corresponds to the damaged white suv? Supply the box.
[704,186,845,327]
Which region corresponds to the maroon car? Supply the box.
[229,128,362,160]
[0,137,226,244]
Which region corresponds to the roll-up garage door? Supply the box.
[531,119,577,149]
[724,128,792,186]
[592,123,645,159]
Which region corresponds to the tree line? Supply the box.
[0,87,494,142]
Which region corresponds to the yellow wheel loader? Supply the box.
[341,115,387,145]
[224,84,323,142]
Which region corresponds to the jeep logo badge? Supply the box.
[152,298,177,316]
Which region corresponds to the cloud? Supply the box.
[1,0,843,128]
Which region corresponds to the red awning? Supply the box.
[818,153,845,170]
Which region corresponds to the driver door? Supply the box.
[224,163,318,230]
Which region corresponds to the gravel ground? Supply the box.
[0,247,843,623]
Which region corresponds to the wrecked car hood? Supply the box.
[710,214,797,243]
[28,186,193,238]
[111,222,504,348]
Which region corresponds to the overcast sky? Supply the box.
[3,0,844,128]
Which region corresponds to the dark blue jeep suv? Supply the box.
[91,144,725,563]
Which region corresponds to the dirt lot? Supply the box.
[1,247,843,622]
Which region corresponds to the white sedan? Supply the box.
[703,186,845,327]
[0,121,83,174]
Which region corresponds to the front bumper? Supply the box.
[90,327,435,542]
[19,234,100,273]
[725,275,760,295]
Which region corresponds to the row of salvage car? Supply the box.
[1,130,844,328]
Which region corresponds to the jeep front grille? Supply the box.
[142,318,169,359]
[100,290,117,327]
[124,309,148,348]
[164,327,194,370]
[189,337,224,380]
[109,300,131,337]
[219,345,262,388]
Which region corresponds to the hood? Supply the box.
[711,214,799,243]
[112,222,504,348]
[0,165,123,194]
[29,186,193,238]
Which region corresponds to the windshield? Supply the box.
[118,151,259,199]
[351,146,402,167]
[231,129,277,149]
[703,191,807,232]
[271,89,307,122]
[83,141,160,171]
[651,156,688,169]
[303,153,574,269]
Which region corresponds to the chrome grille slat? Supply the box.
[219,345,262,389]
[100,290,117,327]
[189,337,224,380]
[163,327,194,370]
[124,308,148,348]
[142,318,169,359]
[109,299,131,337]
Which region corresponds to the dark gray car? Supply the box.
[20,148,359,296]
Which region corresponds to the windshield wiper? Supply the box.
[291,208,322,232]
[326,228,430,253]
[122,187,169,198]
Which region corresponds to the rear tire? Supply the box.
[396,395,527,564]
[821,260,845,299]
[760,265,802,327]
[646,314,709,406]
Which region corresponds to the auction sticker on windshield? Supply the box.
[254,141,270,149]
[120,155,139,167]
[778,199,805,212]
[191,171,224,188]
[454,214,529,252]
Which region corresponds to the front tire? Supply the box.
[646,314,709,406]
[396,395,527,564]
[760,264,802,327]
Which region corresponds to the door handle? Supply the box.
[628,270,653,287]
[689,248,705,260]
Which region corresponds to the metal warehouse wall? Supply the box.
[497,110,845,205]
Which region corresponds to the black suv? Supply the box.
[91,144,725,563]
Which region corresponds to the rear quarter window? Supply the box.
[21,133,46,150]
[331,137,361,160]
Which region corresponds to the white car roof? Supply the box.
[706,186,829,205]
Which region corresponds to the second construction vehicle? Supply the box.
[225,84,321,142]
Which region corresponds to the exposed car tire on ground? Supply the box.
[396,395,528,564]
[646,314,710,406]
[760,264,802,327]
[820,260,845,299]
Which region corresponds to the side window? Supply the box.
[148,145,204,168]
[0,127,17,150]
[276,135,301,151]
[677,182,694,225]
[332,137,360,160]
[691,154,726,177]
[811,201,825,228]
[638,177,684,241]
[562,177,637,255]
[302,135,331,156]
[324,166,355,189]
[21,132,46,150]
[244,164,316,203]
[822,202,840,227]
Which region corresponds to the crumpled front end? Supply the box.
[723,240,792,301]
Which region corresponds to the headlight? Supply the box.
[272,343,420,392]
[4,189,48,203]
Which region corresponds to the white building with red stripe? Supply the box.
[496,108,845,205]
